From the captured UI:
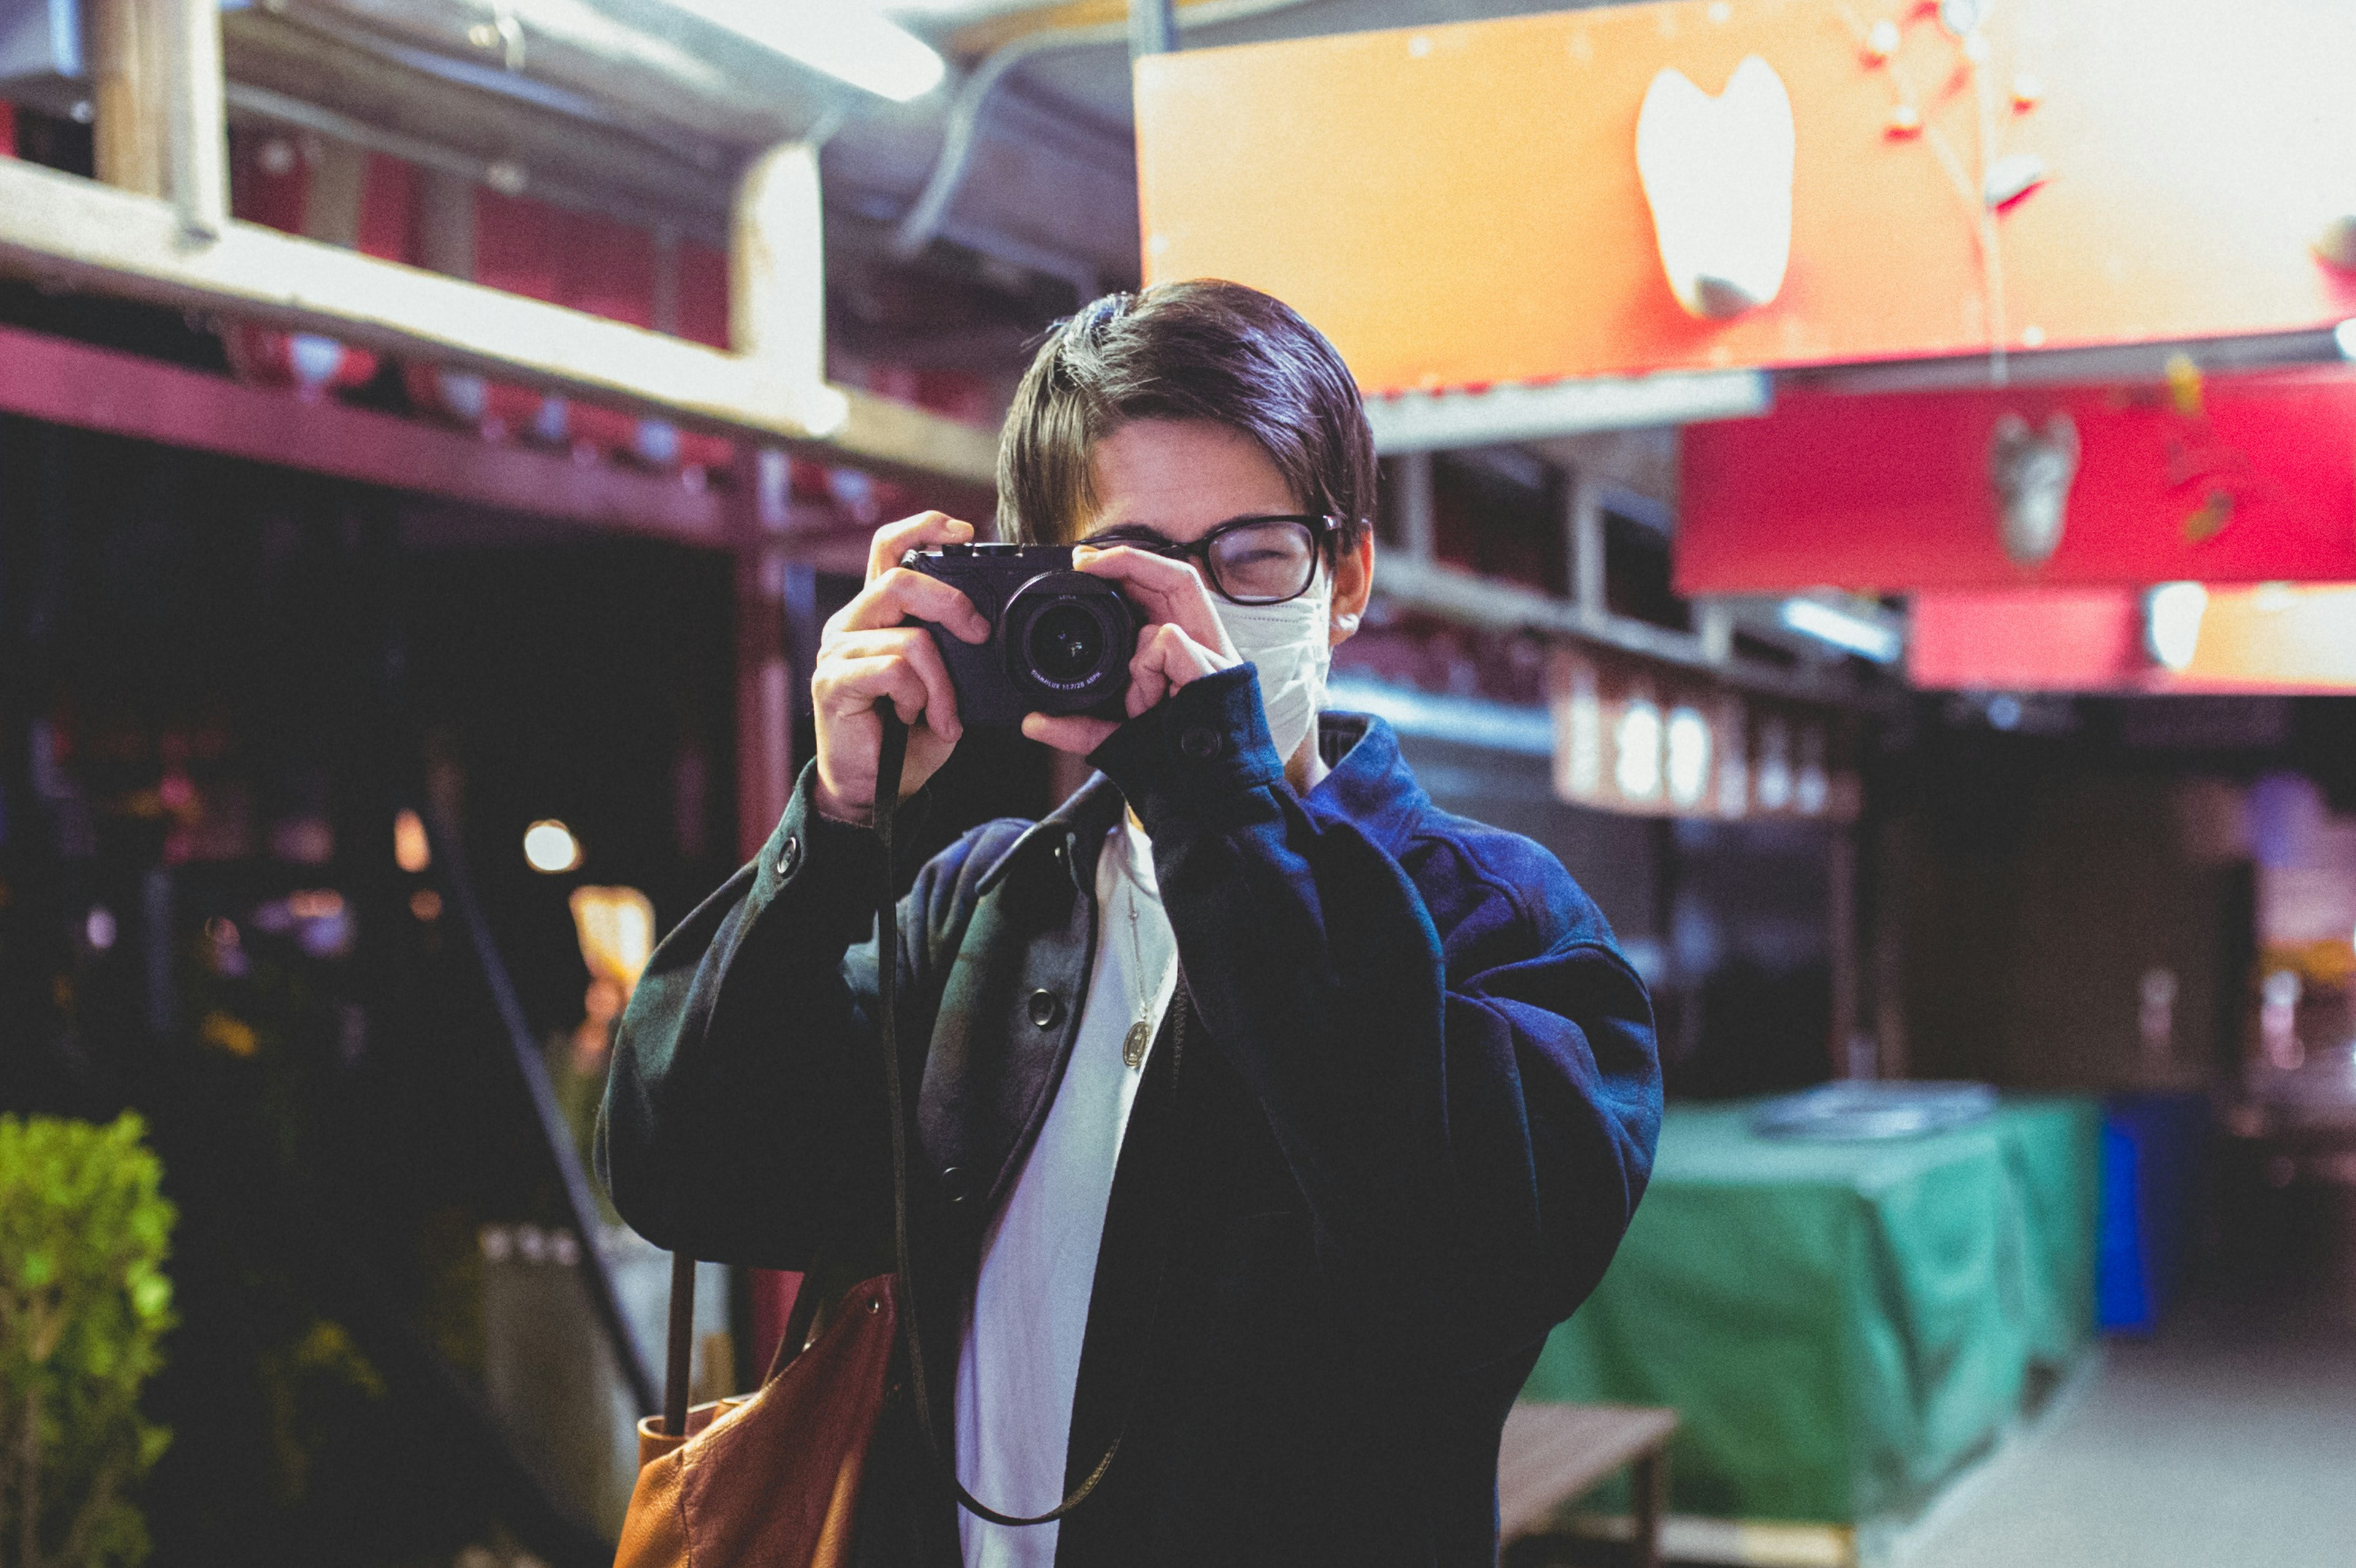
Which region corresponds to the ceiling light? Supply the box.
[1777,597,1903,663]
[524,819,584,875]
[2336,319,2356,359]
[669,1,946,102]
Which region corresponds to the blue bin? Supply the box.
[2096,1093,2208,1332]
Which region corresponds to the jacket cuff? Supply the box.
[1089,664,1284,826]
[753,762,927,935]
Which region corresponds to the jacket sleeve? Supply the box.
[1090,666,1663,1370]
[595,765,985,1269]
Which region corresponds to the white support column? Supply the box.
[164,0,229,241]
[731,142,826,387]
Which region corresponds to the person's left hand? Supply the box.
[1021,544,1242,756]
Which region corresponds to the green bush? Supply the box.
[0,1115,177,1568]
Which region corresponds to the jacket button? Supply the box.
[1028,990,1062,1028]
[777,834,803,875]
[941,1166,970,1204]
[1179,726,1222,760]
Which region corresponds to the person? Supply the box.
[598,280,1661,1567]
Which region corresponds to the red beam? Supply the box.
[0,323,728,544]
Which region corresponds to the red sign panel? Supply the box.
[1679,370,2356,593]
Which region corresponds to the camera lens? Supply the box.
[1001,569,1136,713]
[1027,603,1107,686]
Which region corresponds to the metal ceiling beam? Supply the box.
[0,157,1002,490]
[1371,554,1897,712]
[1363,369,1770,454]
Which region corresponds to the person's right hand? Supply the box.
[810,512,992,824]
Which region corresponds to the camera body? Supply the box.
[901,542,1142,728]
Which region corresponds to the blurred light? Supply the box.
[409,888,444,922]
[2144,581,2208,671]
[1778,597,1902,663]
[571,885,657,997]
[1614,700,1663,801]
[85,906,116,951]
[288,889,344,920]
[1754,715,1792,809]
[524,820,583,874]
[1665,706,1711,808]
[1985,694,2023,730]
[2335,318,2356,359]
[395,808,431,872]
[668,1,946,101]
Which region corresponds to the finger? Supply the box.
[825,629,963,741]
[1072,545,1234,656]
[1134,621,1233,691]
[820,653,932,729]
[1125,643,1170,718]
[1022,712,1122,756]
[866,511,977,583]
[834,567,991,642]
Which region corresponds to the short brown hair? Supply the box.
[996,280,1376,548]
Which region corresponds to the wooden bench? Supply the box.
[1498,1402,1680,1568]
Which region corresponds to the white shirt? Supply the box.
[953,814,1177,1568]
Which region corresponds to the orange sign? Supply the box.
[1136,0,2356,393]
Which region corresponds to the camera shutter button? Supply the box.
[1179,726,1223,761]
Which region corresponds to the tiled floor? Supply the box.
[1904,1185,2356,1568]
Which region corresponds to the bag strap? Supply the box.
[873,706,1139,1528]
[662,1250,698,1438]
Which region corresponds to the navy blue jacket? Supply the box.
[599,665,1660,1566]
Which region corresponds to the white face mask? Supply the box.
[1214,567,1332,767]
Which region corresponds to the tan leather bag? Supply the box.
[614,1272,899,1568]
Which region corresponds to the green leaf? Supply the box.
[132,1274,172,1321]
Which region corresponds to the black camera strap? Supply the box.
[872,704,1166,1530]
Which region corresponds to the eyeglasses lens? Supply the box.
[1207,520,1315,603]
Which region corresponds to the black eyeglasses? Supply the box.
[1083,513,1339,605]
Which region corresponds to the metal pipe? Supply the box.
[223,80,730,247]
[890,0,1318,265]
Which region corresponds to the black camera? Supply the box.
[901,542,1143,728]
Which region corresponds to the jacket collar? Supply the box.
[977,710,1427,899]
[977,764,1125,899]
[1301,711,1431,859]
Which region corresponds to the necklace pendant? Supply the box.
[1122,1020,1153,1070]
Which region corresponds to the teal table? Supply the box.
[1521,1098,2100,1524]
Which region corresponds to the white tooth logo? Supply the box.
[1635,55,1795,320]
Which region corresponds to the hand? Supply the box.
[1022,544,1241,756]
[810,512,993,823]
